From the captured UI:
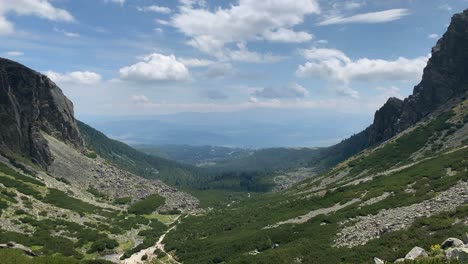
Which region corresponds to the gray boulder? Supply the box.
[441,238,464,249]
[374,257,385,264]
[460,249,468,263]
[394,258,405,263]
[446,246,468,261]
[0,241,38,256]
[405,246,428,260]
[463,233,468,244]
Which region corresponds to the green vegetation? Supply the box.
[0,163,44,186]
[0,217,121,259]
[85,151,97,159]
[0,187,17,203]
[56,177,71,184]
[87,187,107,199]
[128,194,165,215]
[43,188,100,214]
[0,249,116,264]
[77,121,195,187]
[120,219,167,259]
[347,111,456,177]
[164,133,468,264]
[87,238,118,253]
[0,175,42,199]
[78,121,332,194]
[113,196,132,205]
[137,144,251,166]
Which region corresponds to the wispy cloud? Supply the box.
[318,9,410,26]
[137,5,171,14]
[4,51,24,56]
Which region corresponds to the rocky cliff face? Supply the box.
[368,9,468,145]
[312,9,468,169]
[0,58,83,167]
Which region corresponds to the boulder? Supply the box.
[460,249,468,263]
[394,258,405,263]
[374,257,385,264]
[446,247,468,261]
[0,241,38,257]
[405,246,428,260]
[463,233,468,244]
[441,238,464,249]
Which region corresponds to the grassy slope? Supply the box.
[0,162,171,262]
[164,107,468,264]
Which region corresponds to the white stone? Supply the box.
[374,257,385,264]
[441,237,465,249]
[405,246,428,260]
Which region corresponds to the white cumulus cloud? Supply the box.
[0,0,74,34]
[119,53,190,82]
[252,83,310,99]
[171,0,320,56]
[297,47,428,84]
[45,70,102,85]
[262,28,313,43]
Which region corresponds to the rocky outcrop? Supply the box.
[367,9,468,145]
[0,58,83,167]
[335,181,468,248]
[0,241,38,256]
[313,9,468,169]
[368,97,404,143]
[375,237,467,263]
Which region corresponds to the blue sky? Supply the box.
[0,0,467,146]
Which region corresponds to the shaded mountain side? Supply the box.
[308,9,468,170]
[77,121,196,187]
[0,58,83,167]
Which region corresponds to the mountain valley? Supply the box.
[0,5,467,264]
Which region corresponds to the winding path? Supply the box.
[122,215,182,264]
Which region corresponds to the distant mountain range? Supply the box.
[81,109,371,148]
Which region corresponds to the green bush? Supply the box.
[113,196,132,205]
[87,238,118,253]
[87,187,107,199]
[128,194,165,215]
[86,151,98,159]
[56,177,71,185]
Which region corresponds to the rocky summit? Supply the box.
[0,58,83,167]
[368,9,468,145]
